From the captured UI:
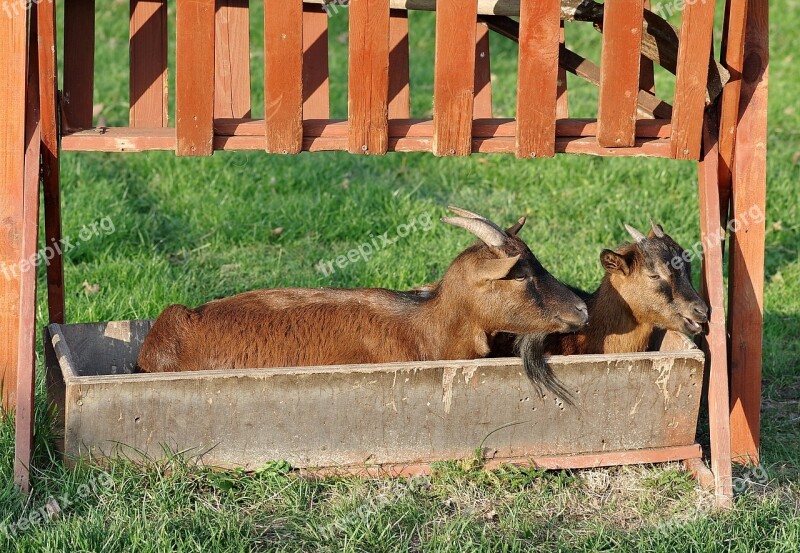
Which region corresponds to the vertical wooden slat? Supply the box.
[215,0,252,119]
[556,22,569,119]
[597,0,644,147]
[515,0,560,158]
[303,3,330,119]
[728,0,767,465]
[15,14,41,493]
[176,0,215,156]
[698,111,733,506]
[0,1,28,412]
[264,0,303,153]
[63,0,96,129]
[637,0,655,118]
[670,0,718,159]
[473,22,492,119]
[348,0,390,155]
[388,9,410,119]
[130,0,169,127]
[39,0,65,324]
[433,0,478,156]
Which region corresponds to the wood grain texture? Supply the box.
[130,0,169,127]
[433,0,478,156]
[474,22,492,119]
[556,22,569,119]
[215,0,252,119]
[388,9,410,119]
[63,0,96,130]
[264,0,304,153]
[515,0,560,158]
[597,0,644,147]
[303,3,330,119]
[728,0,767,465]
[348,0,390,154]
[176,0,215,156]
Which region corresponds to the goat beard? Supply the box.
[513,333,575,407]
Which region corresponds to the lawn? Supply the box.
[1,1,799,551]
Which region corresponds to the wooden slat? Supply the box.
[39,0,66,324]
[63,0,96,130]
[264,0,304,153]
[0,1,28,412]
[515,0,560,158]
[698,112,733,506]
[15,14,41,492]
[388,9,410,119]
[728,0,767,465]
[474,22,492,119]
[303,3,330,119]
[637,0,655,118]
[556,22,569,119]
[597,0,644,147]
[130,0,169,127]
[348,0,390,154]
[215,0,252,119]
[176,0,215,156]
[670,0,718,159]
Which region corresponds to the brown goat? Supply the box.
[137,207,588,373]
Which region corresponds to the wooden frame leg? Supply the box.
[728,0,767,465]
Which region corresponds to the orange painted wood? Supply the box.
[38,0,66,324]
[639,0,655,96]
[728,0,767,465]
[63,0,95,129]
[388,9,410,119]
[474,22,492,119]
[130,0,169,127]
[0,4,28,412]
[684,458,716,490]
[303,3,330,119]
[15,17,41,492]
[348,0,390,154]
[215,0,252,119]
[671,0,718,159]
[556,22,569,119]
[433,0,478,156]
[698,112,733,505]
[515,0,560,158]
[176,0,215,156]
[597,0,644,147]
[264,0,304,153]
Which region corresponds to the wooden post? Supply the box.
[303,3,330,119]
[63,0,96,130]
[215,0,252,119]
[130,0,169,126]
[388,9,410,119]
[728,0,767,465]
[473,22,492,119]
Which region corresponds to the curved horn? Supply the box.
[506,216,526,236]
[649,219,665,238]
[447,205,507,235]
[442,216,507,247]
[624,223,647,243]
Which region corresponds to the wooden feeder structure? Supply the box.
[0,0,768,507]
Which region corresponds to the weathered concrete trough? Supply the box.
[45,320,705,473]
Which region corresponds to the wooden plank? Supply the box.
[433,0,478,156]
[728,0,767,465]
[671,0,718,159]
[684,458,715,490]
[62,0,95,130]
[264,0,304,153]
[15,16,41,492]
[215,0,252,119]
[597,0,644,147]
[474,22,492,119]
[515,0,560,158]
[0,3,28,412]
[698,111,733,506]
[556,22,568,119]
[303,3,330,119]
[175,0,215,156]
[130,0,169,127]
[39,0,65,324]
[348,0,390,154]
[388,9,410,119]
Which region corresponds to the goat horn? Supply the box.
[447,206,508,235]
[624,223,647,243]
[649,219,665,238]
[442,216,507,248]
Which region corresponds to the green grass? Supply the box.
[2,1,799,551]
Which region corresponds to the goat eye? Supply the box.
[514,276,527,282]
[648,274,660,281]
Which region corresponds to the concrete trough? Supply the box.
[45,320,705,473]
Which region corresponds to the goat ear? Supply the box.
[505,216,526,236]
[477,254,521,281]
[600,249,630,275]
